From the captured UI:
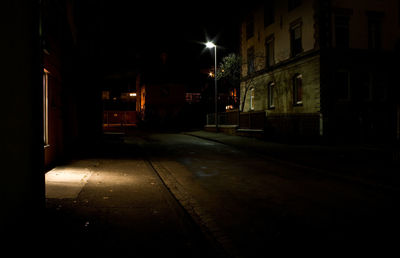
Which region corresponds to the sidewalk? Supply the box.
[44,153,222,257]
[184,130,400,190]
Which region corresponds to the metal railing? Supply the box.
[206,110,267,130]
[206,111,239,126]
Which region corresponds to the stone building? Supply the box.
[240,0,400,143]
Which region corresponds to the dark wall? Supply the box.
[0,0,44,251]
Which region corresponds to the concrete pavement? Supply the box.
[44,146,224,257]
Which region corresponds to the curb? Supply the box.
[145,156,239,258]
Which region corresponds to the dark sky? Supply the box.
[94,2,245,73]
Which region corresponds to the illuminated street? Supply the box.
[45,130,400,257]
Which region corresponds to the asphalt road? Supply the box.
[125,130,400,256]
[45,130,400,257]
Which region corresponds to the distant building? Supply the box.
[136,53,186,127]
[137,82,185,126]
[240,0,400,143]
[102,72,138,128]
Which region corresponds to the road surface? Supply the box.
[45,130,400,257]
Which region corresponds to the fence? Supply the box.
[206,110,265,130]
[206,110,239,126]
[206,111,321,135]
[239,111,266,129]
[103,111,138,127]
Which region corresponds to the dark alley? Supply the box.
[2,1,400,257]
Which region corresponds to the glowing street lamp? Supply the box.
[206,41,218,132]
[206,41,216,49]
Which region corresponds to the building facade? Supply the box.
[136,53,186,128]
[240,0,400,142]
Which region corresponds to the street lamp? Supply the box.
[206,41,218,132]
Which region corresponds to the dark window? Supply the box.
[247,47,255,75]
[361,73,372,101]
[268,82,275,109]
[246,15,254,39]
[368,18,382,49]
[264,1,275,27]
[265,36,275,68]
[293,74,303,105]
[372,73,387,101]
[288,0,302,11]
[335,15,350,48]
[335,71,350,100]
[290,23,302,56]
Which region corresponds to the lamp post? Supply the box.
[206,41,218,132]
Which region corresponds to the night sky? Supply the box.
[94,2,245,73]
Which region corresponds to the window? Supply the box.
[335,15,350,48]
[368,18,382,49]
[335,71,350,101]
[288,0,302,11]
[268,82,275,109]
[372,73,387,101]
[43,69,49,146]
[361,73,372,101]
[247,47,255,75]
[250,88,255,110]
[290,22,303,57]
[264,1,275,27]
[293,74,303,105]
[246,15,254,39]
[265,35,275,68]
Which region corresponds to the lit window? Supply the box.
[293,74,303,105]
[102,91,110,100]
[268,82,275,109]
[43,69,49,146]
[250,88,255,110]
